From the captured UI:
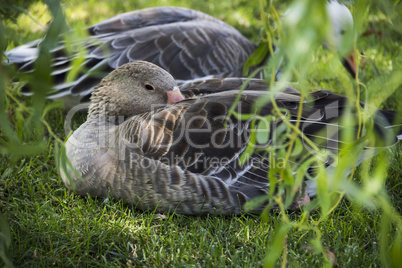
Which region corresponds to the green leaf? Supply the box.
[239,119,257,165]
[264,222,294,267]
[42,101,64,118]
[391,230,402,268]
[290,137,303,157]
[0,215,11,249]
[243,41,269,76]
[0,214,14,268]
[239,137,255,166]
[244,195,270,212]
[282,162,293,185]
[272,122,290,146]
[0,19,7,52]
[316,164,330,216]
[256,117,271,145]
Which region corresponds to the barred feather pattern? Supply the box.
[61,62,401,215]
[6,7,257,107]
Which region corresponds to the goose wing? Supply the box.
[6,7,256,106]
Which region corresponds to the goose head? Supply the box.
[279,0,356,78]
[88,61,184,118]
[326,0,356,76]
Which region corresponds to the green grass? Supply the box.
[1,0,402,267]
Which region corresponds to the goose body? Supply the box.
[60,61,400,215]
[7,4,355,108]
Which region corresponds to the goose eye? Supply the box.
[340,29,346,35]
[144,84,155,91]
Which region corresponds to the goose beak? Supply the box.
[342,51,357,78]
[167,86,185,104]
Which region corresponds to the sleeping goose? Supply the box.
[6,4,356,108]
[60,61,401,215]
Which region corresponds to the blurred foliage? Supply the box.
[0,214,13,268]
[0,0,401,267]
[0,0,33,22]
[1,0,66,157]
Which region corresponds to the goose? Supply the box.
[275,0,356,79]
[6,4,356,108]
[60,61,401,215]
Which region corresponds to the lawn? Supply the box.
[1,0,401,267]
